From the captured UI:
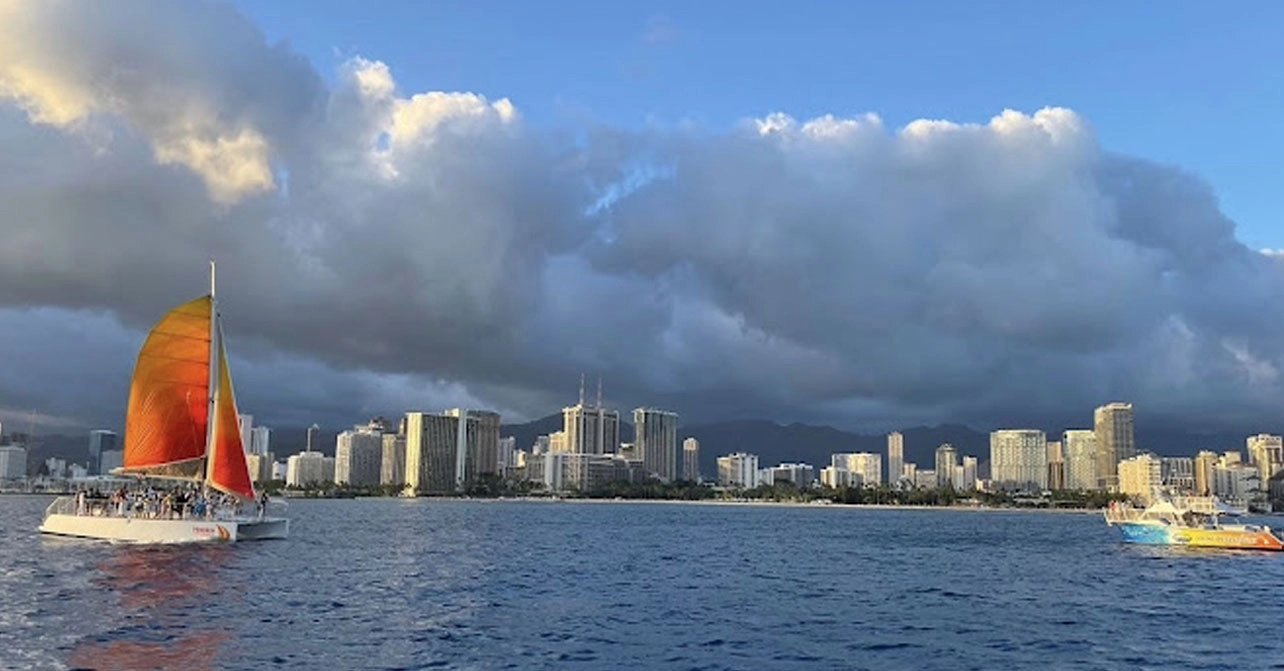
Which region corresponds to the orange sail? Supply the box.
[207,328,255,500]
[120,296,212,477]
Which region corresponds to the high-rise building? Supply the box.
[245,453,273,483]
[682,438,700,482]
[1213,452,1260,504]
[961,456,978,490]
[1194,450,1219,496]
[335,421,384,487]
[989,430,1048,491]
[249,426,271,457]
[381,434,407,486]
[717,452,760,488]
[497,436,517,471]
[404,412,460,495]
[99,450,123,474]
[306,424,321,452]
[1046,441,1065,490]
[1094,402,1135,490]
[902,462,917,483]
[238,414,254,454]
[548,431,568,453]
[1246,434,1283,486]
[634,408,679,481]
[831,453,882,487]
[444,409,501,486]
[0,445,27,480]
[935,444,958,488]
[286,451,334,487]
[887,431,904,486]
[87,429,117,476]
[563,401,619,456]
[1118,453,1162,502]
[1062,430,1098,490]
[405,410,501,495]
[532,435,550,455]
[768,463,815,488]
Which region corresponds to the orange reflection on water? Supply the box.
[68,546,242,670]
[66,629,230,671]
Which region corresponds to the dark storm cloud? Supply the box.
[2,1,1283,432]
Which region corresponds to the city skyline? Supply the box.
[6,3,1284,437]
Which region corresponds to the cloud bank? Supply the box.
[2,0,1283,435]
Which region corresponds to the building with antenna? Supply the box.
[561,377,619,455]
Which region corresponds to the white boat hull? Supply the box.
[39,513,288,543]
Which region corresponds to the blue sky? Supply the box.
[232,0,1284,249]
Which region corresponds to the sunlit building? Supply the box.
[717,452,760,488]
[1094,402,1135,489]
[335,421,384,487]
[990,430,1048,491]
[1062,430,1098,490]
[1118,453,1162,502]
[935,444,958,488]
[682,438,700,482]
[831,452,882,487]
[887,431,904,487]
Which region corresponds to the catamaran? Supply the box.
[39,263,288,543]
[1104,495,1282,551]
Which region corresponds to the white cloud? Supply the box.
[1,0,1283,432]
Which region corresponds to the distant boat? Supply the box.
[39,263,288,543]
[1104,496,1282,551]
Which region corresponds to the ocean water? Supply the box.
[3,496,1284,671]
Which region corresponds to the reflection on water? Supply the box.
[65,545,241,671]
[7,497,1284,670]
[66,630,230,671]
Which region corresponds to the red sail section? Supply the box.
[120,296,212,476]
[207,332,255,500]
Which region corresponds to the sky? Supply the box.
[2,0,1284,436]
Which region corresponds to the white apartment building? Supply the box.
[831,452,882,487]
[1062,430,1098,490]
[335,424,384,487]
[935,444,958,488]
[1118,453,1162,502]
[717,452,760,488]
[287,451,334,487]
[990,429,1048,491]
[682,438,700,482]
[381,434,407,486]
[0,445,27,480]
[887,431,904,487]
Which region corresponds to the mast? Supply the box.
[204,260,219,486]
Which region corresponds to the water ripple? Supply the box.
[4,497,1284,669]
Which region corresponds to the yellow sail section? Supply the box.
[118,295,211,478]
[207,328,255,500]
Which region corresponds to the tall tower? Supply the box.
[1094,402,1135,490]
[634,408,679,481]
[887,432,904,485]
[682,437,700,482]
[562,380,619,455]
[934,444,958,488]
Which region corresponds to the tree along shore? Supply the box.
[264,478,1129,510]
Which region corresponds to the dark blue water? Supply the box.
[3,496,1284,670]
